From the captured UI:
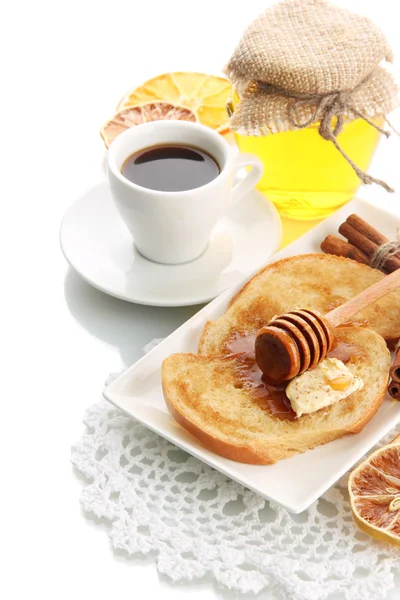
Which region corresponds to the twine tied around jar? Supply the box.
[258,81,394,192]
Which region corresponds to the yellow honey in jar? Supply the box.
[234,118,382,220]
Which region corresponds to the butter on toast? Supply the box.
[162,327,390,464]
[199,254,400,355]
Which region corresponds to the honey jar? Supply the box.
[226,0,398,221]
[234,112,382,220]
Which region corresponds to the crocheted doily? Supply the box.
[72,341,400,600]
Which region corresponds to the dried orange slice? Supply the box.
[100,101,196,148]
[348,434,400,546]
[116,72,232,133]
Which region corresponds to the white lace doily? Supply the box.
[72,340,400,600]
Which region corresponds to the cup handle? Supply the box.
[230,153,264,204]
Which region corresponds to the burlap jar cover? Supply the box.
[226,0,399,191]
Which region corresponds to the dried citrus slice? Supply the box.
[100,101,196,148]
[348,434,400,546]
[116,72,232,133]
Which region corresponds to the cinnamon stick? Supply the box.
[388,380,400,401]
[389,346,400,383]
[321,235,369,265]
[346,214,390,247]
[338,222,400,273]
[339,221,379,255]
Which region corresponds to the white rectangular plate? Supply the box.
[104,199,400,513]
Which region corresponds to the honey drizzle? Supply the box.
[225,332,358,421]
[225,331,257,359]
[226,333,294,420]
[327,341,358,363]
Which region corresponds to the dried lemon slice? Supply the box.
[116,72,232,133]
[100,101,196,148]
[348,434,400,546]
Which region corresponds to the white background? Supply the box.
[2,1,400,599]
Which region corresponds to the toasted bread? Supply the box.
[199,254,400,355]
[163,326,390,464]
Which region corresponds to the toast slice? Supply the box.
[163,326,390,464]
[199,254,400,355]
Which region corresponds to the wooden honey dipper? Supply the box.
[255,268,400,383]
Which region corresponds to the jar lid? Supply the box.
[227,0,392,96]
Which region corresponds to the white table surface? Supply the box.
[3,1,400,598]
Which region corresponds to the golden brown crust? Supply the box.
[162,355,276,464]
[163,378,386,463]
[228,254,343,308]
[163,388,275,464]
[163,327,391,465]
[199,253,400,355]
[198,321,212,355]
[346,386,388,434]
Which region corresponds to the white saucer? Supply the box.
[60,182,282,306]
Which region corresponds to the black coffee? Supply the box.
[121,144,220,192]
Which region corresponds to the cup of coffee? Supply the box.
[107,120,263,264]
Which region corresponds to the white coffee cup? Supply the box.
[107,120,263,264]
